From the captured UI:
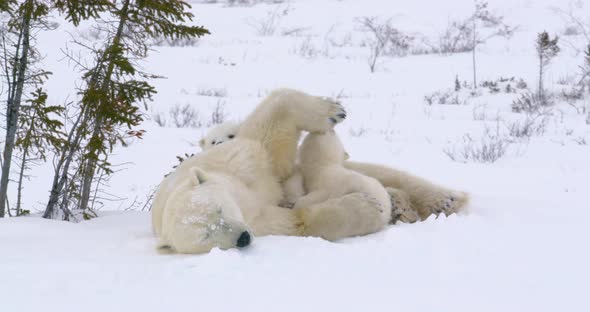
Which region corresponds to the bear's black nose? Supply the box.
[236,231,251,248]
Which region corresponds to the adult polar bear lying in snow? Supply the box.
[152,89,468,253]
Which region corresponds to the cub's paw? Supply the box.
[386,187,419,224]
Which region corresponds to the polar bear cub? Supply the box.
[294,131,392,240]
[199,121,240,150]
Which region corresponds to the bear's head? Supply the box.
[168,167,253,253]
[299,131,348,167]
[199,121,240,151]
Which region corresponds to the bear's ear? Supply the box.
[189,167,208,185]
[199,138,206,149]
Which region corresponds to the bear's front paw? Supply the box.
[323,98,347,125]
[304,97,346,132]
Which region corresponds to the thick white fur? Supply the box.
[280,168,305,207]
[152,89,355,253]
[295,131,391,240]
[199,121,240,151]
[200,121,350,208]
[152,89,469,253]
[343,161,469,220]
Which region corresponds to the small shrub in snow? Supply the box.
[436,20,474,55]
[563,25,581,36]
[196,87,228,97]
[516,78,528,89]
[507,111,549,139]
[280,26,310,37]
[580,46,590,90]
[349,126,369,137]
[556,74,577,86]
[511,92,550,113]
[356,17,413,72]
[424,90,464,105]
[152,36,200,47]
[248,4,290,36]
[168,104,203,128]
[573,136,587,145]
[291,36,323,59]
[559,86,586,109]
[153,112,167,127]
[481,80,501,93]
[224,0,285,6]
[480,77,523,94]
[444,123,510,163]
[325,27,353,48]
[207,100,228,126]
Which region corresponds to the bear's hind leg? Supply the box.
[296,192,388,241]
[344,161,469,220]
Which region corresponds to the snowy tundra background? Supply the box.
[2,0,590,311]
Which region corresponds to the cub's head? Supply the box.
[199,121,240,151]
[299,131,348,167]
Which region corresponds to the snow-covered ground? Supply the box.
[2,0,590,311]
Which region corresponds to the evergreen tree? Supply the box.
[43,0,209,220]
[14,88,65,216]
[0,0,51,218]
[0,1,16,13]
[536,31,559,102]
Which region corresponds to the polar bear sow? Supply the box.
[152,89,470,253]
[152,89,386,253]
[295,131,391,240]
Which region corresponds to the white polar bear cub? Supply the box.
[199,121,240,150]
[294,131,392,240]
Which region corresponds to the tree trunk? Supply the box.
[43,107,89,218]
[0,155,11,216]
[79,0,130,213]
[538,55,544,100]
[0,11,31,218]
[472,18,477,89]
[16,147,28,215]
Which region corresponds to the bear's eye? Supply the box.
[228,134,235,139]
[211,140,216,145]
